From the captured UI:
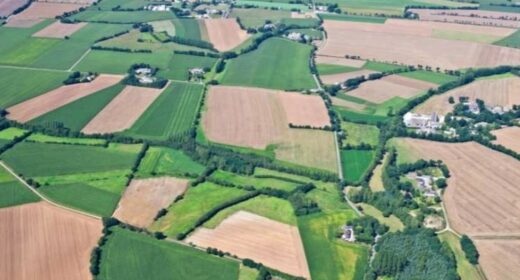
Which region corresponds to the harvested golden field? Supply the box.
[202,86,336,172]
[32,21,87,38]
[410,8,520,29]
[5,2,86,27]
[315,56,366,67]
[395,138,520,236]
[113,177,189,228]
[187,211,310,279]
[474,239,520,280]
[7,74,123,123]
[348,75,434,104]
[203,18,249,52]
[318,19,520,69]
[82,85,166,134]
[491,126,520,154]
[320,69,377,85]
[0,202,102,280]
[415,77,520,115]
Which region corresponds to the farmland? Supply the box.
[230,8,290,28]
[474,239,520,280]
[491,126,520,153]
[159,54,217,80]
[341,122,380,147]
[99,227,240,280]
[0,164,40,208]
[219,38,316,90]
[203,18,249,52]
[340,150,375,182]
[70,11,175,23]
[137,147,205,178]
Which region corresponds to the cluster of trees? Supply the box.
[347,216,388,244]
[125,143,149,186]
[63,71,99,85]
[164,36,216,51]
[367,229,458,280]
[242,258,306,280]
[94,30,130,43]
[460,235,479,265]
[91,45,151,53]
[173,50,220,58]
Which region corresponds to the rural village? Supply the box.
[0,0,520,279]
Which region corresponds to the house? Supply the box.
[135,67,152,75]
[464,101,480,114]
[145,4,170,11]
[341,225,355,242]
[416,175,438,198]
[403,112,444,131]
[286,32,303,41]
[138,76,155,84]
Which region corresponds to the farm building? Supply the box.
[403,112,444,134]
[341,225,355,242]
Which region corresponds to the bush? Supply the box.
[460,235,479,264]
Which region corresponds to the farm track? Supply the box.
[0,161,101,220]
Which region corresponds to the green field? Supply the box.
[99,227,240,280]
[1,142,138,177]
[94,0,150,10]
[316,0,476,15]
[123,82,203,140]
[363,61,406,72]
[158,54,217,81]
[231,8,290,28]
[30,83,125,131]
[281,18,320,27]
[151,182,249,237]
[74,49,172,74]
[211,170,300,192]
[27,134,107,146]
[335,106,390,124]
[478,0,520,12]
[204,195,296,228]
[70,11,176,23]
[399,70,458,85]
[298,212,369,280]
[235,0,310,11]
[0,128,26,140]
[341,122,380,147]
[494,29,520,48]
[318,13,387,23]
[357,203,404,232]
[0,67,67,108]
[172,18,203,40]
[219,38,316,90]
[137,146,205,178]
[0,165,40,209]
[438,231,486,280]
[341,150,375,182]
[318,64,359,76]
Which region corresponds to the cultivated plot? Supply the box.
[410,8,520,29]
[187,211,311,279]
[114,177,189,228]
[394,138,520,236]
[203,18,249,52]
[32,21,87,38]
[474,239,520,280]
[6,2,86,27]
[0,0,29,17]
[320,69,377,85]
[0,202,102,280]
[415,76,520,115]
[491,126,520,153]
[82,84,167,135]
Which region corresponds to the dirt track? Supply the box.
[7,74,123,123]
[0,202,102,280]
[491,126,520,154]
[82,84,166,134]
[319,20,520,69]
[397,138,520,236]
[187,211,311,279]
[32,21,87,38]
[113,177,189,228]
[204,18,249,52]
[415,76,520,115]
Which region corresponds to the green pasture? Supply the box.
[150,182,248,237]
[316,0,476,15]
[478,0,520,13]
[74,49,172,74]
[318,13,386,24]
[298,211,369,280]
[363,61,406,72]
[1,142,138,177]
[172,18,203,40]
[219,38,316,90]
[334,106,390,125]
[341,149,375,182]
[438,231,486,280]
[70,11,175,23]
[357,203,404,232]
[318,64,359,76]
[341,122,380,147]
[123,82,203,140]
[0,128,26,140]
[231,8,290,28]
[204,195,297,228]
[0,165,40,209]
[494,29,520,48]
[26,133,107,146]
[281,18,320,27]
[30,83,125,131]
[94,0,150,10]
[99,227,240,280]
[399,70,458,85]
[158,54,217,80]
[235,0,310,11]
[210,170,300,192]
[137,146,205,178]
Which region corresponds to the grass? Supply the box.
[363,61,406,72]
[235,0,310,11]
[171,18,203,40]
[386,138,420,164]
[494,29,520,49]
[210,170,300,192]
[316,0,476,15]
[0,164,40,208]
[298,211,369,280]
[399,70,458,85]
[150,182,248,237]
[74,49,172,74]
[317,64,359,76]
[438,231,486,280]
[1,142,138,177]
[318,13,386,23]
[158,54,217,80]
[99,227,240,280]
[341,122,380,147]
[203,195,297,228]
[368,153,387,192]
[70,11,176,23]
[123,82,203,140]
[219,37,316,90]
[280,18,320,27]
[95,0,150,10]
[137,146,205,178]
[27,134,106,146]
[0,128,26,140]
[239,265,259,280]
[30,83,125,131]
[230,8,289,29]
[334,107,390,125]
[340,150,375,182]
[291,28,324,40]
[0,36,60,66]
[357,203,404,232]
[432,29,503,44]
[39,182,120,216]
[0,67,68,108]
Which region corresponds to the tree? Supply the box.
[448,96,455,104]
[460,235,479,264]
[436,178,447,189]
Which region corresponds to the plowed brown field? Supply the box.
[113,177,189,228]
[0,202,102,280]
[349,75,434,104]
[187,211,310,278]
[474,239,520,280]
[5,2,86,27]
[395,138,520,236]
[82,84,166,134]
[0,0,29,17]
[6,74,123,123]
[491,126,520,154]
[32,21,87,38]
[204,18,249,52]
[415,77,520,115]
